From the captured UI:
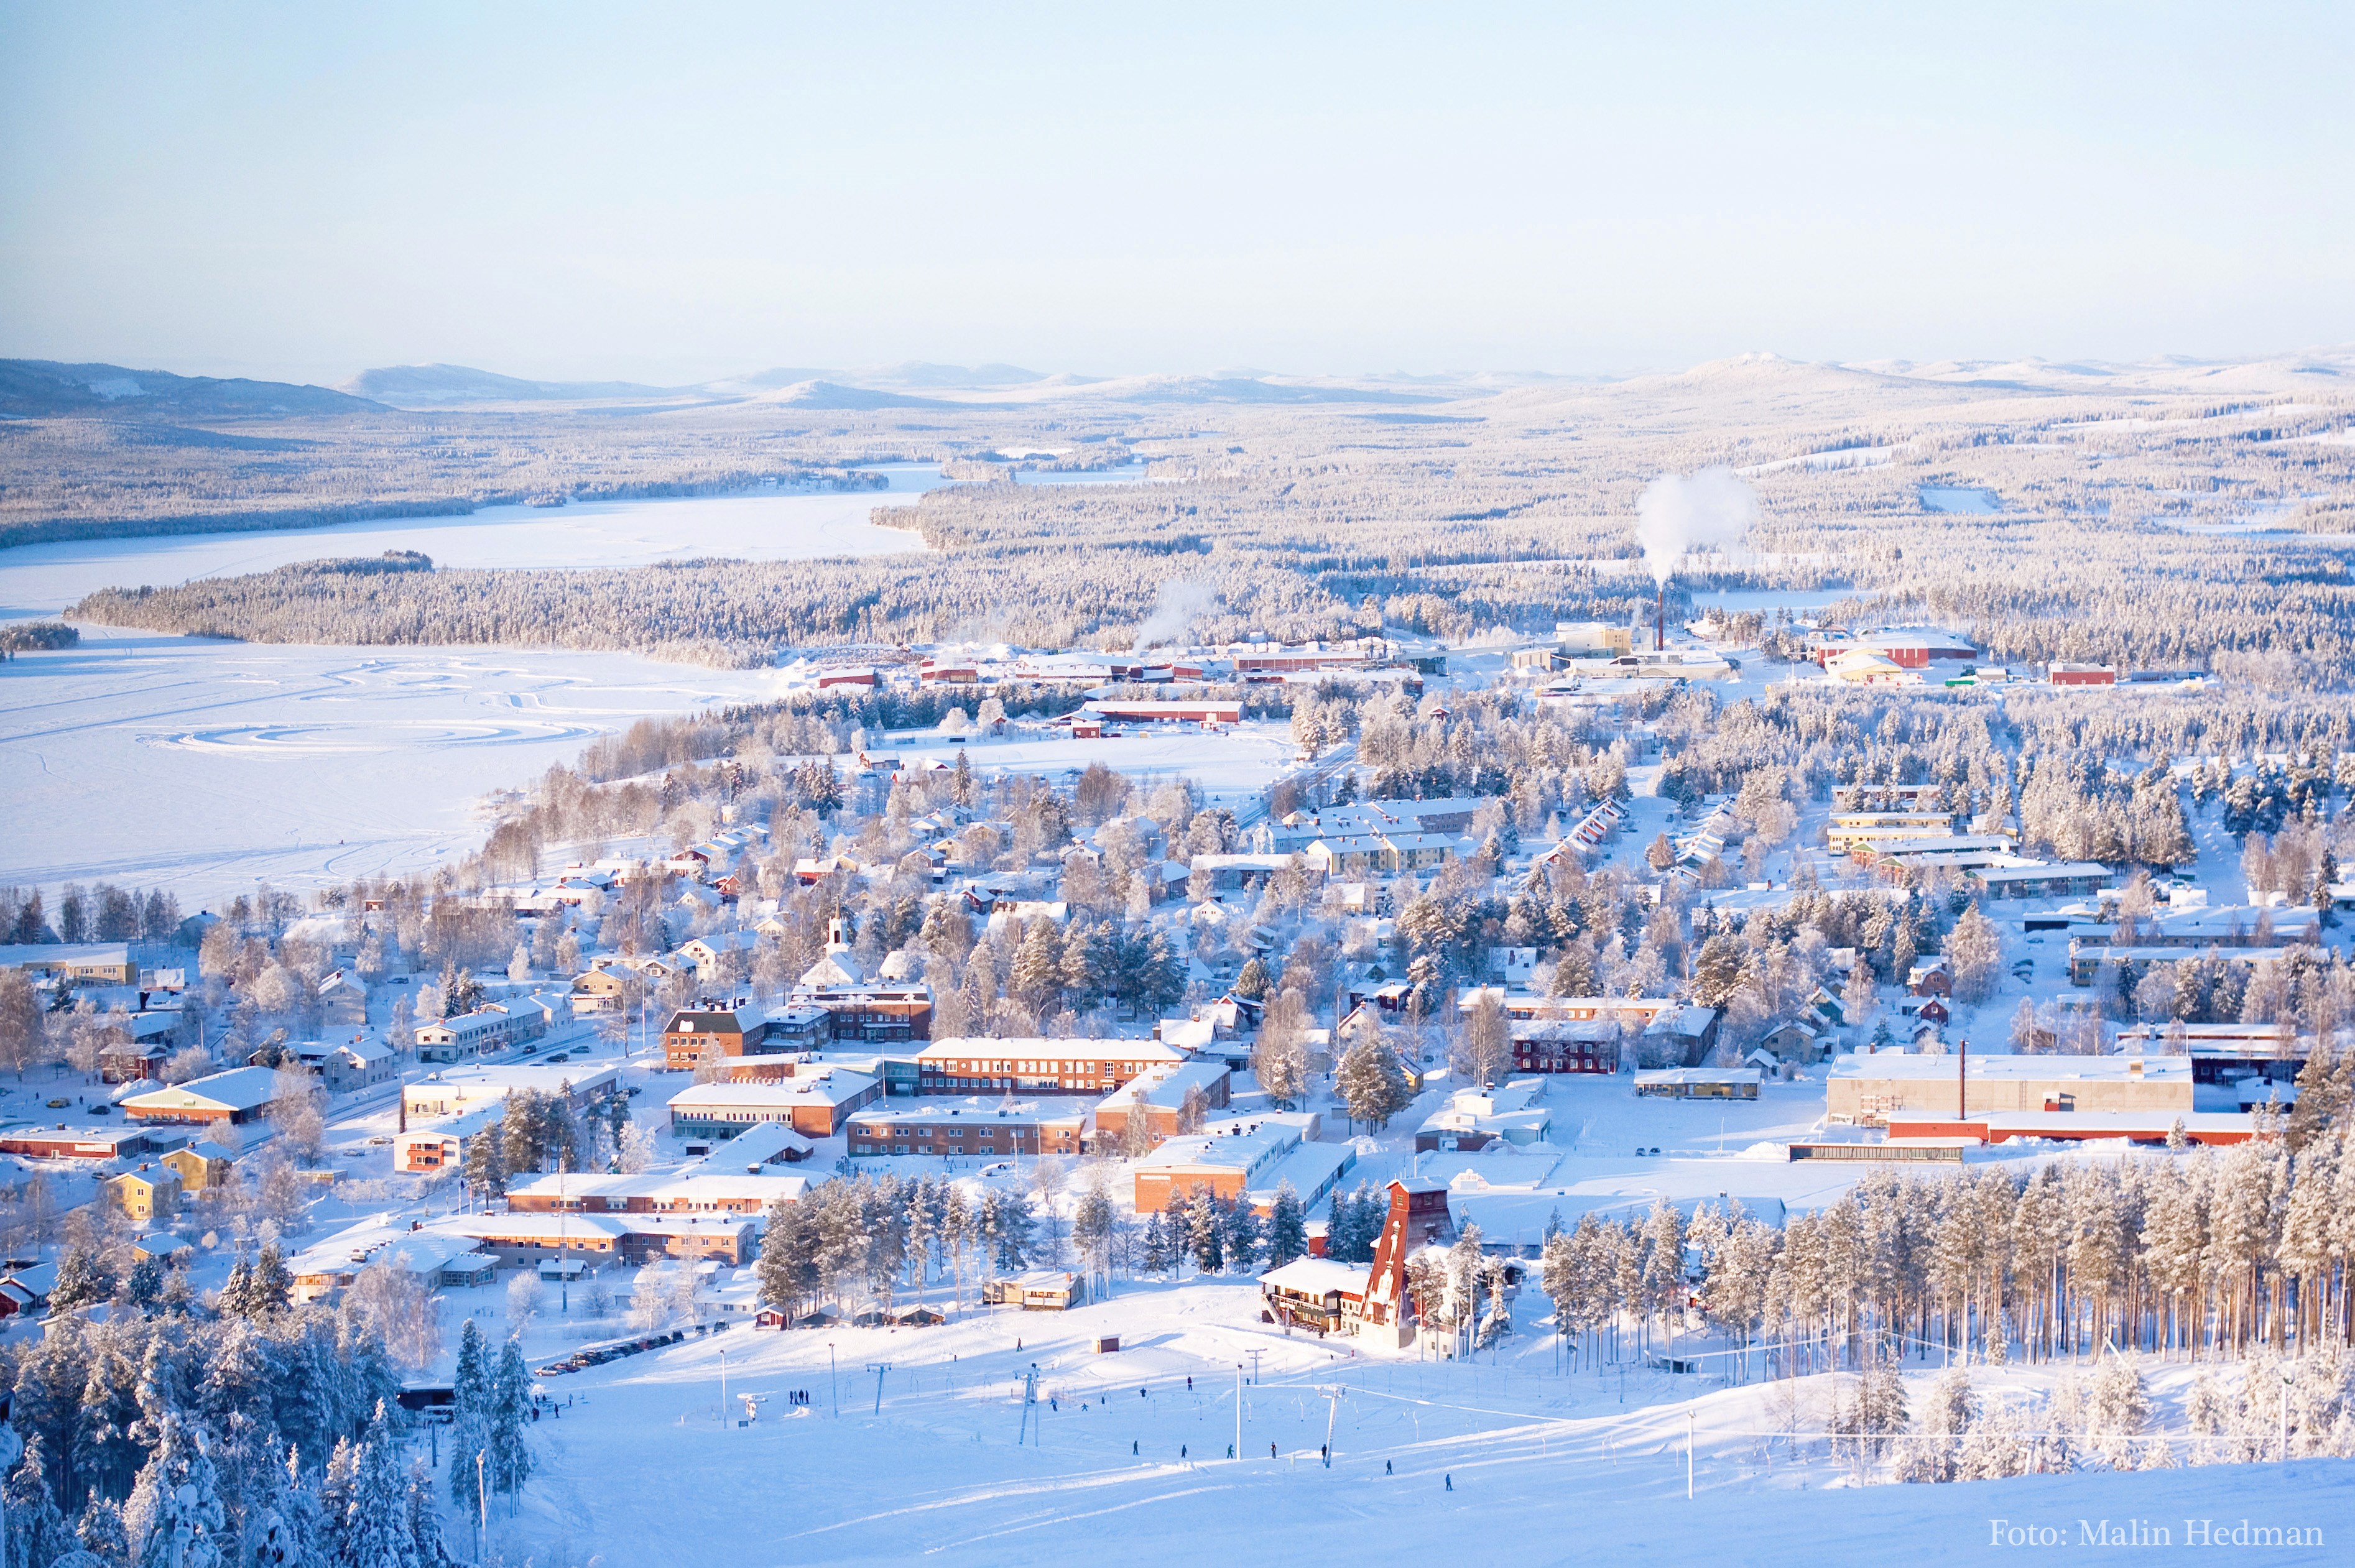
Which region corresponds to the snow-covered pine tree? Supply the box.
[124,1411,228,1568]
[1187,1191,1224,1275]
[446,1322,489,1512]
[2088,1352,2152,1469]
[1140,1211,1171,1279]
[405,1455,448,1566]
[1221,1196,1262,1275]
[251,1242,294,1314]
[338,1402,415,1564]
[50,1243,116,1311]
[4,1434,74,1568]
[76,1332,146,1504]
[1071,1184,1116,1292]
[462,1115,509,1202]
[990,1192,1034,1273]
[1335,1032,1413,1130]
[1263,1182,1307,1270]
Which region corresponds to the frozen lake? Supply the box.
[0,625,788,906]
[0,468,942,619]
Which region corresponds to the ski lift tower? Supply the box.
[1320,1385,1346,1467]
[1017,1363,1042,1445]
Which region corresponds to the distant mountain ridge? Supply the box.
[0,359,384,419]
[340,364,676,403]
[341,359,1448,409]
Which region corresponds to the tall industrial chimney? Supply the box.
[1655,582,1665,652]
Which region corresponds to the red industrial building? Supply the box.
[2048,663,2118,686]
[1885,1110,2260,1146]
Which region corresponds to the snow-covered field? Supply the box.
[0,479,938,620]
[0,626,790,903]
[485,1284,2347,1567]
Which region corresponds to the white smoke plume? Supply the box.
[1636,467,1758,584]
[1132,579,1214,649]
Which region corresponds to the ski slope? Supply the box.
[494,1280,2346,1567]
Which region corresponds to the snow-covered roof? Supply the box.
[682,1120,815,1170]
[667,1069,878,1110]
[1259,1258,1371,1298]
[848,1096,1085,1128]
[121,1065,280,1115]
[1635,1068,1762,1087]
[916,1037,1185,1066]
[1830,1052,2190,1084]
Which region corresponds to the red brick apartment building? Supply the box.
[914,1038,1183,1095]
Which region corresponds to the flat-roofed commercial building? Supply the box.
[846,1098,1087,1158]
[1828,1051,2191,1124]
[119,1066,285,1128]
[665,1068,881,1139]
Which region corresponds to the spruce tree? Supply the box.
[448,1321,489,1513]
[3,1436,72,1568]
[991,1194,1034,1272]
[124,1412,226,1568]
[1223,1197,1262,1274]
[342,1406,409,1568]
[463,1117,508,1202]
[1263,1183,1307,1269]
[1140,1212,1171,1278]
[489,1340,534,1503]
[1187,1191,1224,1275]
[1336,1034,1414,1130]
[51,1243,116,1311]
[251,1242,294,1314]
[405,1455,446,1566]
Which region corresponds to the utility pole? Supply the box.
[476,1450,488,1559]
[719,1349,728,1426]
[1686,1409,1695,1499]
[867,1361,891,1415]
[1244,1348,1265,1386]
[1320,1385,1345,1467]
[829,1342,838,1416]
[1233,1363,1243,1460]
[1017,1364,1040,1445]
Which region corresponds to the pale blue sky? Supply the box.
[2,3,2349,384]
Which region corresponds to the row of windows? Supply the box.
[925,1061,1145,1075]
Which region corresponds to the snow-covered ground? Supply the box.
[0,626,792,903]
[0,479,939,621]
[479,1280,2348,1567]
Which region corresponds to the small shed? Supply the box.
[984,1270,1086,1311]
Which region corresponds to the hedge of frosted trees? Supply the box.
[1540,1102,2355,1382]
[1,1252,517,1566]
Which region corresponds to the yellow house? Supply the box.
[107,1166,184,1223]
[570,967,629,1013]
[162,1140,236,1192]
